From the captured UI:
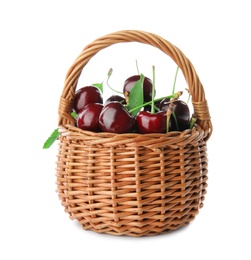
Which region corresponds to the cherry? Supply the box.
[72,86,103,113]
[144,99,163,112]
[160,99,190,131]
[158,98,170,111]
[99,101,135,133]
[123,75,155,102]
[136,110,168,134]
[76,103,103,132]
[104,95,126,106]
[135,66,168,134]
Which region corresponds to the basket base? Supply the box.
[64,204,200,237]
[75,216,195,237]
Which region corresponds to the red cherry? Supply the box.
[104,95,126,106]
[73,86,103,113]
[123,75,155,102]
[160,99,190,131]
[99,101,135,133]
[158,98,171,111]
[144,99,163,112]
[76,103,103,132]
[136,110,167,134]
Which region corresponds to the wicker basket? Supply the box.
[56,30,212,237]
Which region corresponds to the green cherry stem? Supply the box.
[151,66,156,114]
[189,116,197,129]
[106,68,123,94]
[172,66,179,95]
[171,111,179,130]
[186,88,191,104]
[136,60,140,74]
[129,91,182,114]
[71,111,78,119]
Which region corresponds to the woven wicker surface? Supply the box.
[56,30,212,236]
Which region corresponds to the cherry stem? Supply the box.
[186,88,191,104]
[189,116,197,129]
[151,66,156,114]
[154,105,160,112]
[136,60,140,74]
[166,102,174,133]
[172,66,179,95]
[106,68,123,94]
[187,94,191,104]
[71,111,78,119]
[171,111,179,130]
[129,91,182,114]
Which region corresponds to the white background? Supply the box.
[1,0,251,259]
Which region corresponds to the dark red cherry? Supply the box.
[76,103,103,132]
[144,99,163,112]
[136,111,167,134]
[99,101,135,133]
[160,99,190,131]
[104,95,126,106]
[123,75,155,102]
[73,86,103,113]
[158,98,171,111]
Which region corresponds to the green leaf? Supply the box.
[92,83,103,93]
[43,128,60,149]
[127,74,144,116]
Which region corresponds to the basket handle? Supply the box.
[58,30,212,140]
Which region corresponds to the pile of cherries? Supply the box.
[71,69,194,134]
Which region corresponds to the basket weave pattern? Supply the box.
[56,30,212,236]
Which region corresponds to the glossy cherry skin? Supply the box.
[73,86,103,113]
[158,98,170,111]
[160,99,190,131]
[99,101,135,133]
[76,103,103,132]
[123,75,155,102]
[104,95,126,106]
[136,111,167,134]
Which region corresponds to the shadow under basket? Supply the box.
[56,30,213,237]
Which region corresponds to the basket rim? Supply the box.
[58,123,206,151]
